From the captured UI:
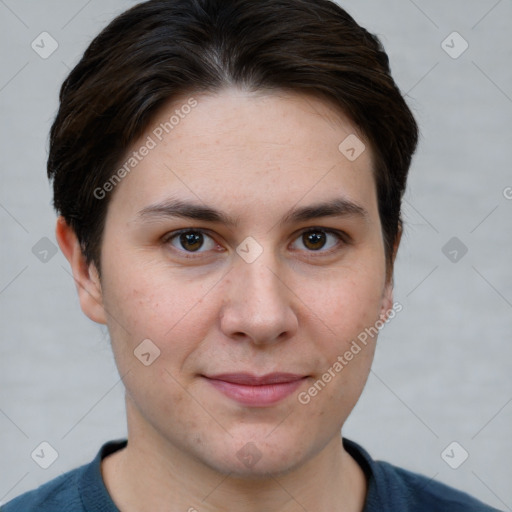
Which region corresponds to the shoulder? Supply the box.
[1,439,126,512]
[371,460,501,511]
[343,438,502,512]
[1,467,84,512]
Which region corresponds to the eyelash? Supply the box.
[162,227,349,259]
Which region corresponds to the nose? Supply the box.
[219,256,298,346]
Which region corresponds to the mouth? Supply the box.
[202,373,308,407]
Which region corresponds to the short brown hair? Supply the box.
[48,0,419,274]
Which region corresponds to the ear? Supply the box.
[380,224,402,321]
[55,216,107,325]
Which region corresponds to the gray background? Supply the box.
[1,0,511,509]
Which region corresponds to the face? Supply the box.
[78,89,396,476]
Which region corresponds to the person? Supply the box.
[1,0,502,510]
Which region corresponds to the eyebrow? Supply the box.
[136,197,369,226]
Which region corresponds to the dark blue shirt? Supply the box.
[2,438,502,511]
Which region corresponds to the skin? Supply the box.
[57,88,400,512]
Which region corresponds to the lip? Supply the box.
[203,373,307,407]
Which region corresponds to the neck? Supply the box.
[101,400,367,512]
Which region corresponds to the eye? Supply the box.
[166,230,217,253]
[290,228,343,252]
[163,227,346,258]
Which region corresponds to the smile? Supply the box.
[202,373,308,407]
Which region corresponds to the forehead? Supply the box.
[107,88,378,221]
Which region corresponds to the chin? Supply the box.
[197,434,312,479]
[215,456,303,480]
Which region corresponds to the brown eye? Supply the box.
[290,228,343,253]
[179,231,204,251]
[303,231,327,250]
[167,230,216,253]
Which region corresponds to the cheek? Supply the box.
[293,259,385,396]
[296,276,380,427]
[297,262,386,341]
[99,258,222,373]
[100,270,225,439]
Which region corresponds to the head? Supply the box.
[53,0,418,477]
